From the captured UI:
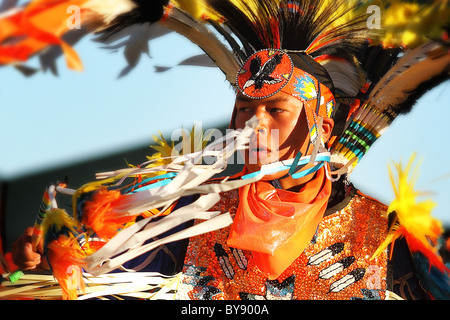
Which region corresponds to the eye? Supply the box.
[270,107,284,113]
[238,106,253,113]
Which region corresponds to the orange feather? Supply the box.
[82,187,135,240]
[46,235,86,300]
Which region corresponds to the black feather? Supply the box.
[206,0,370,59]
[100,0,169,40]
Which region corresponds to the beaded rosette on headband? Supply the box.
[236,49,335,146]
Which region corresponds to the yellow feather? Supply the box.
[171,0,222,21]
[367,0,450,48]
[41,209,79,240]
[372,153,443,260]
[388,154,441,240]
[372,231,397,259]
[128,124,214,179]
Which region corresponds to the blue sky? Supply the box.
[0,31,449,226]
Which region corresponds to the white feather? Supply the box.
[160,7,240,84]
[83,0,137,25]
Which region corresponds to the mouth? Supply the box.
[248,146,272,164]
[250,146,270,153]
[246,139,278,164]
[250,147,269,152]
[249,140,271,152]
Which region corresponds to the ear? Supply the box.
[321,117,334,143]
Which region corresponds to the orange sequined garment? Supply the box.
[177,189,389,300]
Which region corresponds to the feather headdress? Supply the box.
[1,0,448,166]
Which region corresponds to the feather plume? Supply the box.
[329,40,449,169]
[41,209,86,300]
[96,0,240,81]
[81,187,135,240]
[83,0,138,27]
[94,0,372,89]
[205,0,370,58]
[41,209,79,245]
[46,234,86,300]
[0,0,89,70]
[0,0,174,73]
[95,0,169,35]
[81,0,449,171]
[365,41,450,116]
[315,55,366,98]
[132,132,175,175]
[372,154,448,274]
[158,6,240,83]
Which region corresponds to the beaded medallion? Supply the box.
[177,190,389,300]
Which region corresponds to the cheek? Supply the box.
[234,109,255,129]
[276,115,309,152]
[234,115,246,129]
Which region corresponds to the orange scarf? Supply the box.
[227,165,331,279]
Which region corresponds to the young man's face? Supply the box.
[234,91,312,178]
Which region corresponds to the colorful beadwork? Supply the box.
[177,190,389,300]
[236,49,293,99]
[330,104,390,168]
[235,49,336,146]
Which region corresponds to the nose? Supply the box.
[254,107,269,134]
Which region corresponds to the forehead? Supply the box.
[235,91,302,107]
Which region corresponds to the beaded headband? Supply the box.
[236,49,336,145]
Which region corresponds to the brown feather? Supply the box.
[367,42,450,118]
